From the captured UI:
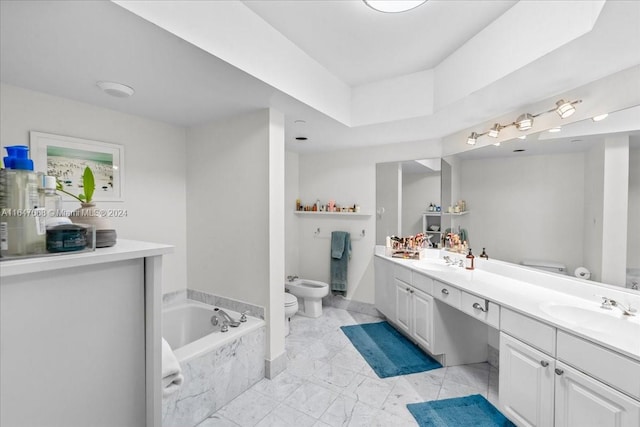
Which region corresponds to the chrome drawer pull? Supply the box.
[441,289,449,295]
[555,368,564,376]
[472,302,488,312]
[540,360,549,367]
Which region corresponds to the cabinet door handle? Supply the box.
[441,289,449,295]
[540,360,549,367]
[406,287,411,292]
[410,290,414,294]
[472,302,488,312]
[554,368,564,376]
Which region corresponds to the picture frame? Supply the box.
[29,131,125,202]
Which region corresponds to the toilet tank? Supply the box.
[521,259,567,274]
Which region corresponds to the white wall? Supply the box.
[0,84,188,293]
[628,143,640,269]
[402,172,440,236]
[186,109,284,361]
[459,152,585,275]
[285,151,300,277]
[296,140,440,304]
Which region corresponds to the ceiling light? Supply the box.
[549,127,561,133]
[488,124,501,138]
[555,99,575,118]
[96,81,135,98]
[363,0,427,13]
[592,113,608,122]
[466,132,478,145]
[515,113,534,131]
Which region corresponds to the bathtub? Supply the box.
[162,299,266,427]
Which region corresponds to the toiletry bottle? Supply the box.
[480,248,489,260]
[41,175,71,229]
[465,248,475,270]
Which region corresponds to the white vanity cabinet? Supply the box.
[393,266,435,351]
[555,362,640,427]
[500,332,555,427]
[374,255,395,320]
[500,309,640,427]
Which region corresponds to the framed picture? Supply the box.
[29,132,125,202]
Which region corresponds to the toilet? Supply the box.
[521,259,567,275]
[285,278,330,318]
[284,292,299,336]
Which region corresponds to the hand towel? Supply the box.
[330,231,351,295]
[162,337,184,398]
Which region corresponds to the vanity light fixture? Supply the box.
[488,123,501,138]
[96,81,135,98]
[515,113,534,131]
[555,99,576,118]
[592,113,609,122]
[363,0,427,13]
[463,98,581,145]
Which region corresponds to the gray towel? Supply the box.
[330,231,351,295]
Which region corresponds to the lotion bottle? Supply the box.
[465,248,475,270]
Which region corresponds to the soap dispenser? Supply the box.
[465,248,475,270]
[480,248,489,260]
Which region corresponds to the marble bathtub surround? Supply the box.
[162,326,266,427]
[162,289,265,319]
[196,306,498,427]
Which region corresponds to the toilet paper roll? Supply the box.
[574,267,591,280]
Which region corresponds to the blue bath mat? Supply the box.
[407,394,515,427]
[340,321,441,378]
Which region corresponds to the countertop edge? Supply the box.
[0,239,174,277]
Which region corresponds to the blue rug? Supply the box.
[340,321,441,378]
[407,394,515,427]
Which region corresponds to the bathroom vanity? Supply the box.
[0,239,173,427]
[374,247,640,427]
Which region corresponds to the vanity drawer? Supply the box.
[461,292,500,328]
[502,308,556,356]
[394,264,412,284]
[557,330,640,400]
[434,281,461,308]
[411,272,433,295]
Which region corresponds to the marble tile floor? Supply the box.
[196,306,499,427]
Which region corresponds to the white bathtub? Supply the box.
[163,299,264,362]
[162,299,266,427]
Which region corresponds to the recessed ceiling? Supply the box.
[241,0,517,86]
[1,0,639,153]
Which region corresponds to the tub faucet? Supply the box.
[214,308,241,327]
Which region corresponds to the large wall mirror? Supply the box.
[376,105,640,293]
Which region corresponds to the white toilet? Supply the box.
[284,292,299,336]
[285,278,330,318]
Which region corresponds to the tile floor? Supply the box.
[196,307,499,427]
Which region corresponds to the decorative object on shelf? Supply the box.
[465,98,581,145]
[30,131,124,202]
[59,166,117,248]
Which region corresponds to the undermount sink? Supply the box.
[540,301,640,335]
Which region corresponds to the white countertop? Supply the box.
[0,239,174,277]
[375,247,640,362]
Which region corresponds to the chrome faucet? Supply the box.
[600,297,636,316]
[214,308,241,327]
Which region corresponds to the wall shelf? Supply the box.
[294,211,372,218]
[442,211,470,216]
